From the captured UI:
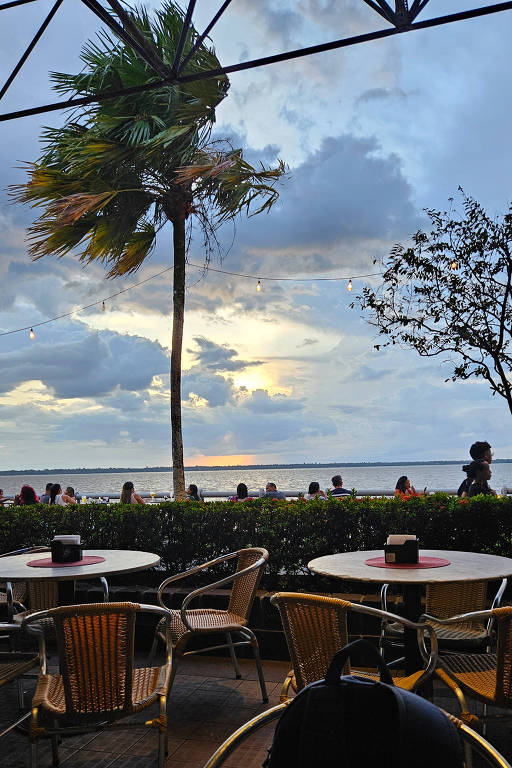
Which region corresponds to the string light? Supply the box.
[450,261,458,270]
[1,263,383,339]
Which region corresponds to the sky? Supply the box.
[1,0,512,470]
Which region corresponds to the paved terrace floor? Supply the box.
[1,655,511,767]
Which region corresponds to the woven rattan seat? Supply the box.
[151,548,269,703]
[271,592,438,701]
[382,580,507,654]
[23,602,173,768]
[424,605,512,727]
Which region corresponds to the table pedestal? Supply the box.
[402,584,423,674]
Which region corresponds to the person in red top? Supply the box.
[395,476,425,498]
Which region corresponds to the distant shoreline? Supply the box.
[1,460,512,475]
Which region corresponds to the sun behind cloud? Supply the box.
[187,454,256,467]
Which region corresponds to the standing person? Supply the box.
[467,462,496,497]
[262,482,286,500]
[458,441,493,497]
[40,483,53,504]
[330,475,351,497]
[230,483,252,501]
[305,481,326,500]
[120,481,145,504]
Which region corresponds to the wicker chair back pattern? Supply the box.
[28,581,59,612]
[53,602,136,716]
[273,594,351,691]
[426,582,487,639]
[494,607,512,704]
[228,548,267,619]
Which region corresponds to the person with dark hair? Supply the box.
[64,487,77,504]
[467,462,496,497]
[18,485,39,504]
[120,481,145,504]
[230,483,252,501]
[331,475,350,497]
[186,483,201,501]
[305,481,326,500]
[262,482,286,500]
[40,482,53,504]
[458,441,493,496]
[395,476,423,498]
[49,484,61,505]
[0,489,3,506]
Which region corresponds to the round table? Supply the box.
[0,549,161,582]
[0,549,161,606]
[308,549,512,673]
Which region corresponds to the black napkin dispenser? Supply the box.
[384,539,419,564]
[51,541,83,563]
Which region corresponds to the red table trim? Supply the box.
[365,556,451,569]
[27,555,106,568]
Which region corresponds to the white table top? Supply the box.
[308,549,512,584]
[0,549,160,581]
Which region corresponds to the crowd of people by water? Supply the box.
[0,440,500,505]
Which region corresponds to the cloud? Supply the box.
[188,336,262,372]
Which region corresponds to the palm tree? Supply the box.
[12,2,285,499]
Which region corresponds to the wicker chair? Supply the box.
[23,602,173,768]
[0,547,50,622]
[271,592,438,700]
[200,701,511,768]
[420,605,512,727]
[381,579,507,656]
[150,548,268,702]
[0,622,39,739]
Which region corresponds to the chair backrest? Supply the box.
[28,581,59,611]
[227,548,268,619]
[50,602,138,716]
[426,581,488,632]
[271,592,350,691]
[493,606,512,705]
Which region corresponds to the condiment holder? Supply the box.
[51,535,82,563]
[384,534,419,564]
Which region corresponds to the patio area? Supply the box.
[1,652,511,768]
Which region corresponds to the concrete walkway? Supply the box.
[1,655,510,767]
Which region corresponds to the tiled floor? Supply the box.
[1,654,511,767]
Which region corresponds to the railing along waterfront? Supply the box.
[1,487,510,504]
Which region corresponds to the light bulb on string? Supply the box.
[29,328,35,340]
[347,279,353,292]
[256,280,261,292]
[450,261,458,271]
[102,301,106,311]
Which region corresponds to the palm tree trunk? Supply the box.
[171,210,186,500]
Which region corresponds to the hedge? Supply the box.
[1,494,511,590]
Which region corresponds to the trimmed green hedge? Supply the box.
[2,494,511,589]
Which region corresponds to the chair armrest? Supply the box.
[421,609,493,626]
[180,554,267,631]
[157,551,240,608]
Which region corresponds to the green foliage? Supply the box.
[358,191,512,414]
[3,494,512,589]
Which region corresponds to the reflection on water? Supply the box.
[0,463,511,496]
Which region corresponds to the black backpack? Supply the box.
[263,639,464,768]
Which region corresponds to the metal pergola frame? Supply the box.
[1,0,512,123]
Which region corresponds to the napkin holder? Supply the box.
[51,536,82,563]
[384,535,418,564]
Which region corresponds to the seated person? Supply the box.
[230,482,252,501]
[120,481,145,504]
[305,481,326,500]
[64,486,78,504]
[395,476,424,498]
[186,483,201,501]
[467,461,496,497]
[0,488,4,506]
[262,482,286,500]
[330,475,350,497]
[16,485,40,504]
[40,482,53,504]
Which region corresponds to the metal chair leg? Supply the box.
[51,719,59,766]
[158,694,167,768]
[244,628,268,702]
[226,633,242,680]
